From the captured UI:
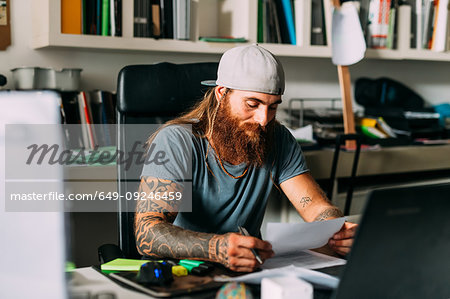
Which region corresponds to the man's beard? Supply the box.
[211,98,276,168]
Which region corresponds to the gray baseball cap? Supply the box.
[202,44,285,95]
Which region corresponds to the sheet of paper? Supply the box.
[262,249,346,270]
[266,217,346,255]
[214,265,339,289]
[287,125,315,142]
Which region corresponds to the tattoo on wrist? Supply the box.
[314,207,344,221]
[299,197,312,208]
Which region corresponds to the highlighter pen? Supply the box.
[238,226,263,264]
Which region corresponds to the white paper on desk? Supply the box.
[214,265,339,289]
[266,218,346,256]
[262,249,346,270]
[287,125,315,142]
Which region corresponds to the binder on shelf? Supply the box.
[61,0,82,34]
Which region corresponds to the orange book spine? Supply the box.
[61,0,82,34]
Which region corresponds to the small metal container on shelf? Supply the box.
[10,67,82,91]
[11,67,56,90]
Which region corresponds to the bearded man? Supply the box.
[135,45,357,272]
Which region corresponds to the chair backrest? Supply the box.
[116,62,218,258]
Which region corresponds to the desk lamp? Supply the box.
[331,0,366,148]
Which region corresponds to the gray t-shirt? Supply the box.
[141,124,309,236]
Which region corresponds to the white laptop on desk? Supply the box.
[0,91,67,299]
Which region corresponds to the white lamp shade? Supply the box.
[331,2,366,66]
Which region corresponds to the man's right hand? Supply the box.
[217,233,274,272]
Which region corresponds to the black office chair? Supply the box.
[98,62,219,262]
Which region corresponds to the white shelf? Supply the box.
[32,0,450,62]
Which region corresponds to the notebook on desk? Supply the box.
[324,182,450,299]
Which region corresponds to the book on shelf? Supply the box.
[78,0,121,36]
[83,0,97,34]
[361,125,389,138]
[311,0,325,45]
[174,0,190,40]
[281,0,296,44]
[272,0,289,44]
[386,2,396,49]
[151,0,161,37]
[264,0,281,43]
[102,0,110,36]
[109,0,123,36]
[61,0,82,34]
[358,117,397,138]
[96,0,102,35]
[257,0,264,42]
[61,92,84,149]
[430,0,449,51]
[60,91,116,150]
[77,92,95,149]
[160,0,174,38]
[294,0,311,47]
[322,0,332,46]
[367,0,392,49]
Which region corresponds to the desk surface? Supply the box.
[69,266,336,299]
[69,267,150,299]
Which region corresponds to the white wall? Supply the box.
[1,0,450,111]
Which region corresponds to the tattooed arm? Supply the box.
[280,172,342,222]
[280,172,357,255]
[135,176,274,272]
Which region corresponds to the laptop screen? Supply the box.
[334,183,450,299]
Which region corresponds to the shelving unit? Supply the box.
[32,0,450,61]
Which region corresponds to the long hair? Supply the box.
[146,87,229,146]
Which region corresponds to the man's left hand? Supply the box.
[328,222,358,256]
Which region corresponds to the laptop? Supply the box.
[0,91,67,299]
[329,182,450,299]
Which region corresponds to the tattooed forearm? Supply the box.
[299,197,312,208]
[314,207,344,221]
[135,176,228,263]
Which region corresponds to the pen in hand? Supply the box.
[238,226,263,264]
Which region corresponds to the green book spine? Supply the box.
[102,0,110,36]
[257,0,263,43]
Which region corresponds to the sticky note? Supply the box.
[100,258,149,271]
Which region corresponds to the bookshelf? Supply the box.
[32,0,450,61]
